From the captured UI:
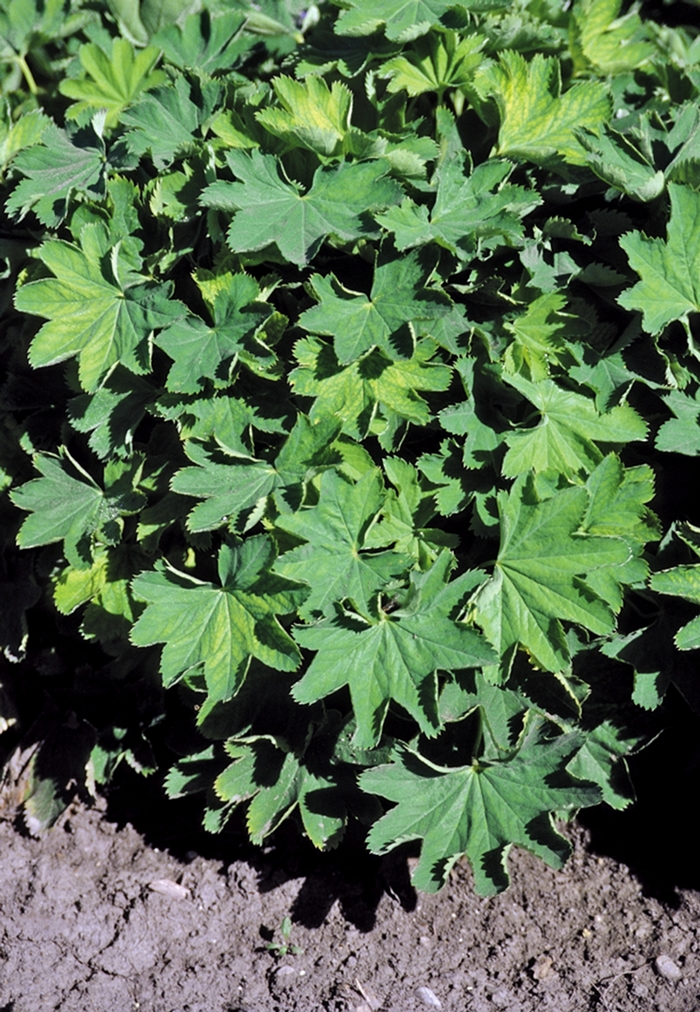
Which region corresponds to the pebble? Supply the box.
[148,878,190,900]
[490,987,514,1008]
[530,954,555,981]
[654,954,682,981]
[416,985,442,1008]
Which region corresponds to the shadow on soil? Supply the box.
[103,686,700,925]
[104,764,417,932]
[579,687,700,907]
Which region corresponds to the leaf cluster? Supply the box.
[1,0,699,893]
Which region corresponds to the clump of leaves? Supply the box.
[1,0,699,894]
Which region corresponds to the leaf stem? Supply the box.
[17,55,38,96]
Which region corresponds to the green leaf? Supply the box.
[130,536,308,701]
[293,552,496,747]
[11,451,145,568]
[569,0,655,76]
[472,474,630,676]
[376,157,539,262]
[5,122,105,227]
[577,124,665,203]
[361,725,600,894]
[566,718,645,810]
[650,565,700,651]
[171,413,340,532]
[655,389,700,455]
[502,375,647,478]
[618,183,700,336]
[381,30,485,98]
[68,368,155,459]
[152,8,250,73]
[334,0,473,42]
[289,336,452,441]
[121,73,222,170]
[201,150,403,267]
[299,246,451,365]
[479,50,611,167]
[581,455,659,609]
[365,456,459,566]
[256,74,354,158]
[59,40,167,128]
[275,468,410,618]
[14,226,184,392]
[155,272,273,393]
[502,293,572,381]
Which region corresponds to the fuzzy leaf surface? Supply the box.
[299,247,451,365]
[361,726,600,894]
[130,536,308,700]
[293,552,496,747]
[14,228,183,392]
[201,151,403,266]
[11,453,144,568]
[472,475,630,675]
[6,123,105,227]
[275,468,410,618]
[618,183,700,335]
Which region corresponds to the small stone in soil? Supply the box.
[654,954,682,981]
[530,954,555,981]
[148,878,190,900]
[416,984,442,1008]
[490,987,514,1008]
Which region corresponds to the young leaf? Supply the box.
[293,552,496,747]
[130,536,308,701]
[299,246,451,365]
[360,725,600,894]
[201,150,403,266]
[255,74,354,158]
[14,226,184,392]
[59,40,166,127]
[478,50,611,167]
[618,183,700,336]
[380,30,485,99]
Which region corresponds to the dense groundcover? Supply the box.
[1,0,700,898]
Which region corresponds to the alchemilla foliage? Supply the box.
[2,0,700,894]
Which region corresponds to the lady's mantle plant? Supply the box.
[2,0,700,894]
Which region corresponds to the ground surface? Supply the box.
[1,744,699,1012]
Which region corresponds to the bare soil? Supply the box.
[1,732,700,1012]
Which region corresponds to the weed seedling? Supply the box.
[265,917,303,957]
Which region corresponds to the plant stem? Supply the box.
[18,55,38,96]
